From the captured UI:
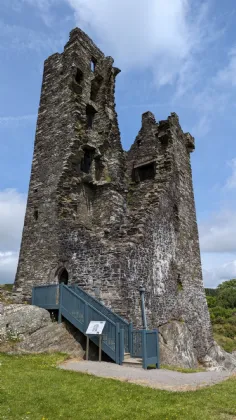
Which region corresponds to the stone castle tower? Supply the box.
[14,28,213,360]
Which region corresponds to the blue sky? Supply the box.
[1,0,236,286]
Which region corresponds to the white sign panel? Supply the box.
[86,321,106,335]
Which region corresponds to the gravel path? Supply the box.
[59,360,232,391]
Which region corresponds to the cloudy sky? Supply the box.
[1,0,236,287]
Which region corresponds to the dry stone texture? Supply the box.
[159,321,198,369]
[14,28,215,364]
[0,304,84,358]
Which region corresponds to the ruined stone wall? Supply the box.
[123,112,213,357]
[14,28,213,360]
[15,28,126,299]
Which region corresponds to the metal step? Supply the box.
[124,353,131,360]
[122,357,142,368]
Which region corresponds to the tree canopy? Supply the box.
[217,279,236,309]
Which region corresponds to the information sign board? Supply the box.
[86,321,106,335]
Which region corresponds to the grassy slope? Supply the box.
[0,354,236,420]
[213,324,236,353]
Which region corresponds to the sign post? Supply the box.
[85,321,106,362]
[86,335,89,361]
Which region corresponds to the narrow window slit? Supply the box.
[86,104,97,129]
[90,58,96,72]
[177,274,183,292]
[34,209,39,220]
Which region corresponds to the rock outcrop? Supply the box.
[159,321,236,371]
[159,321,198,369]
[0,304,84,358]
[201,342,236,372]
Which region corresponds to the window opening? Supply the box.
[34,209,38,220]
[137,139,141,147]
[90,58,96,72]
[132,162,155,182]
[173,204,179,232]
[58,268,69,285]
[90,75,103,102]
[177,274,183,292]
[86,104,97,129]
[81,148,94,173]
[75,68,83,84]
[95,159,104,181]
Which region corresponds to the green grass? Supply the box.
[214,332,236,353]
[213,323,236,353]
[160,365,206,373]
[1,354,236,420]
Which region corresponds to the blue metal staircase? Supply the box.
[32,283,159,369]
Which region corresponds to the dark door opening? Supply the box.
[59,268,69,285]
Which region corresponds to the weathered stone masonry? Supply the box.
[14,28,214,361]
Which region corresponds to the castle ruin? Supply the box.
[14,28,214,361]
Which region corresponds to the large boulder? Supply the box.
[0,304,51,342]
[17,323,85,358]
[159,321,198,368]
[200,342,236,372]
[0,304,84,358]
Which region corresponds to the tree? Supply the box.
[217,279,236,309]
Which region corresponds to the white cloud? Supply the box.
[0,189,26,252]
[65,0,213,92]
[199,209,236,253]
[0,252,19,284]
[202,256,236,288]
[0,189,26,284]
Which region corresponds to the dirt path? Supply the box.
[59,360,233,391]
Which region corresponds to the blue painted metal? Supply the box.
[70,284,130,352]
[119,327,125,365]
[130,328,159,368]
[32,284,159,368]
[128,322,133,356]
[156,329,160,369]
[142,329,147,369]
[60,285,117,362]
[32,284,59,309]
[115,323,120,364]
[58,283,63,323]
[131,330,142,358]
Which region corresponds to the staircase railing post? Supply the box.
[58,284,63,324]
[84,303,89,333]
[119,328,124,365]
[115,323,120,364]
[156,329,160,368]
[142,329,147,369]
[129,322,133,356]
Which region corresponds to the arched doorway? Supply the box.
[58,268,69,285]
